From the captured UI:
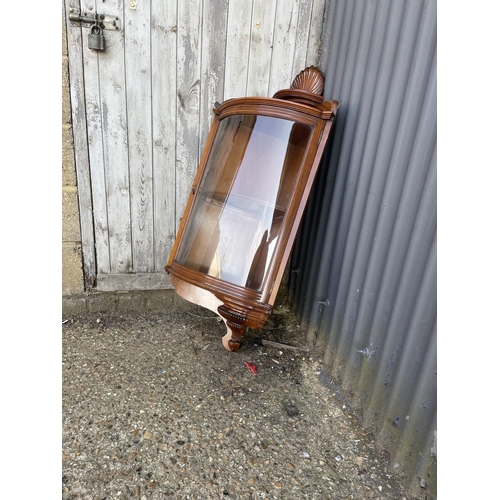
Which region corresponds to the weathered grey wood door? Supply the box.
[64,0,325,291]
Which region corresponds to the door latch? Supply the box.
[68,8,121,32]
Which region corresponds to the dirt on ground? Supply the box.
[62,299,429,500]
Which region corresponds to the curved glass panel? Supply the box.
[176,114,312,291]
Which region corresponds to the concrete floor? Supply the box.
[62,291,429,499]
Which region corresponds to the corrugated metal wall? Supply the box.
[289,0,436,495]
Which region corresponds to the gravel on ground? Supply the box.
[62,300,427,500]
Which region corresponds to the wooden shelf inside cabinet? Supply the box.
[165,66,338,352]
[204,193,285,221]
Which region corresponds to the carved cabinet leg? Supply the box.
[218,305,247,352]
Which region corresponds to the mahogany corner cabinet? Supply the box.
[165,67,338,352]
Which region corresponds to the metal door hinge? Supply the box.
[68,8,121,31]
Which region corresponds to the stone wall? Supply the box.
[62,4,84,295]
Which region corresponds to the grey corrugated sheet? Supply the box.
[289,0,436,495]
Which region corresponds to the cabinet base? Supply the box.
[167,269,273,352]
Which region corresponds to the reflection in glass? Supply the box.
[176,114,312,291]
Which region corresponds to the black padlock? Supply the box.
[88,23,105,51]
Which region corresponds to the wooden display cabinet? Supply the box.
[165,67,338,351]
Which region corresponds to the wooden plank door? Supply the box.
[64,0,326,292]
[65,0,176,291]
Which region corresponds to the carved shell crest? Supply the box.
[290,66,325,96]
